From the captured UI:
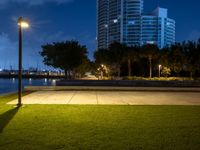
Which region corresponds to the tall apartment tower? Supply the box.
[97,0,109,49]
[97,0,143,49]
[141,7,175,48]
[97,0,175,49]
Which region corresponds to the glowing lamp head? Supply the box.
[19,21,29,28]
[18,17,29,28]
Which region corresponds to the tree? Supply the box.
[94,48,111,76]
[123,46,139,76]
[182,41,197,78]
[159,47,170,67]
[141,44,159,78]
[40,41,88,79]
[161,67,171,77]
[185,40,200,78]
[94,48,110,66]
[195,39,200,76]
[108,42,126,77]
[73,58,92,78]
[168,43,186,76]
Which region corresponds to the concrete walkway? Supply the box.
[7,91,200,105]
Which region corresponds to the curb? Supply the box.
[25,86,200,92]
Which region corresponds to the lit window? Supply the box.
[113,19,118,23]
[147,41,155,44]
[128,20,135,25]
[167,22,171,26]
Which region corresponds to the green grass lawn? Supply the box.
[0,93,200,150]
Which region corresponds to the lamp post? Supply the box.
[158,65,162,78]
[17,17,29,107]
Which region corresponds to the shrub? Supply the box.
[161,67,171,77]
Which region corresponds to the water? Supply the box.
[0,78,58,95]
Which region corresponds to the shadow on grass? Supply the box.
[0,107,19,133]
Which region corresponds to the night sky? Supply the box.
[0,0,200,70]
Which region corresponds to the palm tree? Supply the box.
[123,46,139,76]
[108,42,126,77]
[141,44,159,78]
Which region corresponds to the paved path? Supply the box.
[7,91,200,105]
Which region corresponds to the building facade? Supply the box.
[141,8,176,48]
[97,0,175,49]
[97,0,109,49]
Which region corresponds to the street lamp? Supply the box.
[17,17,29,107]
[158,65,162,78]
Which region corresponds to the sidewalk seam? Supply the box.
[67,91,77,104]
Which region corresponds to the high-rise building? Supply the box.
[97,0,109,49]
[97,0,175,49]
[141,7,175,48]
[121,0,143,46]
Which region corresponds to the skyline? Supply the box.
[0,0,200,69]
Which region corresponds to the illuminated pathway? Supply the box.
[8,91,200,105]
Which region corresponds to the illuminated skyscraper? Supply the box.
[97,0,109,49]
[97,0,175,49]
[141,7,175,48]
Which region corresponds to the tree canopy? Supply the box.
[40,41,89,78]
[94,40,200,78]
[40,38,200,79]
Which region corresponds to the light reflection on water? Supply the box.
[0,78,59,94]
[29,78,32,85]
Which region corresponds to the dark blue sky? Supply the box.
[0,0,200,69]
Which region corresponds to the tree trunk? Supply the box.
[149,57,152,78]
[118,66,121,78]
[190,71,193,79]
[128,59,132,77]
[72,70,76,79]
[68,71,72,79]
[64,70,68,79]
[101,71,103,80]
